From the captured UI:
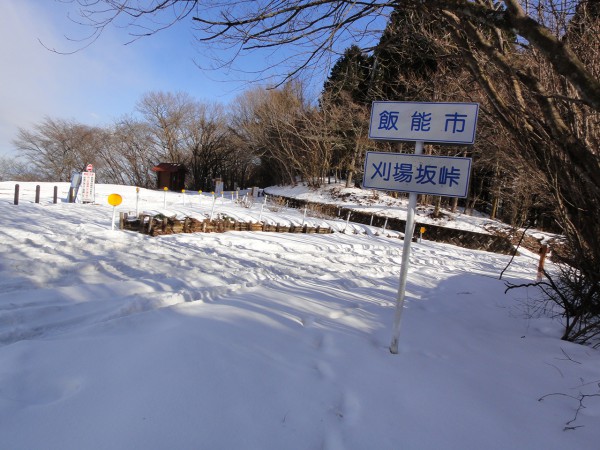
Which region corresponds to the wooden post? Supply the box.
[119,212,126,230]
[537,244,549,282]
[35,185,40,203]
[14,184,19,205]
[53,186,58,204]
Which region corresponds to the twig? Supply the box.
[556,348,582,365]
[538,391,600,430]
[499,224,531,280]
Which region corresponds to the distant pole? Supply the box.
[390,140,424,355]
[344,211,351,233]
[301,205,308,227]
[259,195,267,223]
[382,217,388,234]
[14,184,19,205]
[370,215,374,226]
[53,186,58,204]
[198,190,202,205]
[135,187,140,216]
[35,185,40,203]
[182,189,186,206]
[163,187,168,209]
[210,192,217,221]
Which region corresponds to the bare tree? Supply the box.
[64,1,600,106]
[184,101,231,190]
[0,156,37,182]
[136,91,196,164]
[13,117,105,181]
[229,82,313,186]
[101,117,157,188]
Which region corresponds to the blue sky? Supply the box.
[1,1,385,158]
[0,1,293,157]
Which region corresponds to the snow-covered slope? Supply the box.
[0,182,598,450]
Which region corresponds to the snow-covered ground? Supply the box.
[265,183,498,234]
[1,181,599,450]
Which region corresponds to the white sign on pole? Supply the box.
[365,101,478,355]
[369,101,479,144]
[363,152,472,198]
[80,171,96,203]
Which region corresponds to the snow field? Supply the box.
[0,182,599,450]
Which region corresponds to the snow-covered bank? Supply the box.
[0,182,598,449]
[265,183,498,233]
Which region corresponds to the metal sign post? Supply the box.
[365,101,478,354]
[107,194,123,231]
[389,140,423,354]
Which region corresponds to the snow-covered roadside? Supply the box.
[265,183,498,233]
[0,182,598,450]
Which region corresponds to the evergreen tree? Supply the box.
[323,45,372,106]
[368,6,446,102]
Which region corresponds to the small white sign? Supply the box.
[80,171,96,203]
[363,151,472,198]
[369,101,479,144]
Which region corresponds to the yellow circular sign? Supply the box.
[108,193,122,206]
[163,187,168,191]
[420,227,426,233]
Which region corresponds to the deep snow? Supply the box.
[0,182,598,450]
